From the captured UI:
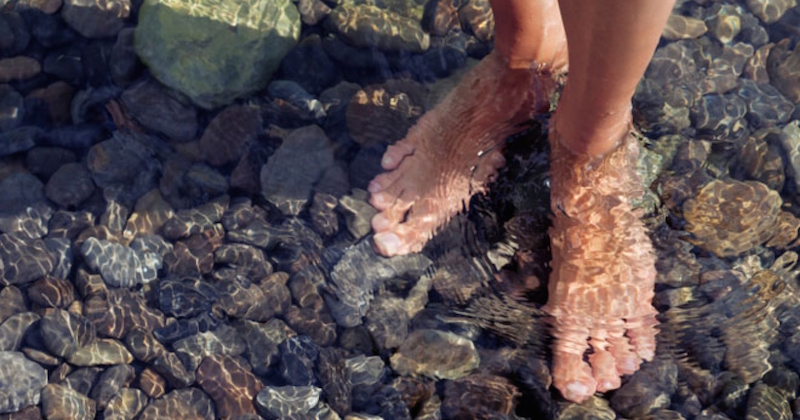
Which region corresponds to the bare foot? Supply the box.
[369,51,558,256]
[544,120,659,403]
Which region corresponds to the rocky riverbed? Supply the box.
[1,0,800,418]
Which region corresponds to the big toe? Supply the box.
[553,351,597,403]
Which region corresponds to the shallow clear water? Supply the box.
[1,0,800,419]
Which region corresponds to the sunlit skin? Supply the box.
[368,0,674,402]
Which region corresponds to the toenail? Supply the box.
[382,155,394,167]
[372,214,390,230]
[566,382,589,399]
[368,180,381,193]
[376,232,401,254]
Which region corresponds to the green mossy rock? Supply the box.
[134,0,300,109]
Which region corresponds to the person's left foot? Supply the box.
[544,122,659,403]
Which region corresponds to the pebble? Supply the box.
[39,308,95,358]
[328,4,430,53]
[234,318,295,377]
[365,296,408,350]
[441,374,520,419]
[0,85,24,133]
[90,364,135,410]
[83,288,165,339]
[44,162,95,208]
[196,354,263,419]
[120,79,198,141]
[200,104,261,166]
[0,351,47,414]
[80,237,156,287]
[109,28,141,86]
[0,286,26,323]
[768,39,800,104]
[104,387,148,420]
[255,385,322,419]
[66,338,133,366]
[260,125,335,215]
[173,326,246,372]
[662,14,708,40]
[746,0,796,23]
[390,329,480,380]
[0,56,41,82]
[137,388,212,420]
[746,382,792,420]
[41,383,96,420]
[337,189,377,239]
[151,351,195,389]
[0,232,55,285]
[0,312,40,352]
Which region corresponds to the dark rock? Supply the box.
[0,13,30,56]
[61,0,129,38]
[610,358,679,418]
[0,126,41,157]
[255,385,322,419]
[199,104,260,166]
[120,79,197,141]
[0,56,40,83]
[90,364,135,410]
[442,374,520,419]
[260,125,335,215]
[234,318,295,377]
[27,276,76,309]
[104,387,148,420]
[173,325,246,372]
[329,4,429,53]
[0,85,24,133]
[736,79,794,129]
[0,312,39,352]
[84,288,165,339]
[278,34,341,95]
[0,351,47,414]
[110,27,141,86]
[0,286,27,324]
[80,237,157,287]
[40,309,95,359]
[26,147,76,179]
[196,354,263,419]
[0,231,55,285]
[390,329,479,380]
[151,352,195,389]
[44,162,95,208]
[42,45,84,87]
[279,335,319,386]
[40,383,96,419]
[365,295,408,350]
[138,388,214,420]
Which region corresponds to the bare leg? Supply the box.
[368,0,567,256]
[544,0,674,403]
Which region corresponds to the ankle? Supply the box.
[553,103,632,157]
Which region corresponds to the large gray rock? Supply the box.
[134,0,301,109]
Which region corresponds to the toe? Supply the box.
[552,350,597,403]
[626,316,659,362]
[382,141,416,170]
[368,168,404,196]
[588,348,621,392]
[471,150,506,185]
[608,335,640,376]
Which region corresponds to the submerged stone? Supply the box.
[134,0,301,109]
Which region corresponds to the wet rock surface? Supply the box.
[0,0,799,418]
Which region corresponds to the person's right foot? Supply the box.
[368,51,561,256]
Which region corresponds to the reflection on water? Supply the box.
[1,0,800,418]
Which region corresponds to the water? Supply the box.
[1,0,800,418]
